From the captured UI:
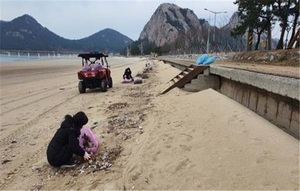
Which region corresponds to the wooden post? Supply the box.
[247,28,253,51]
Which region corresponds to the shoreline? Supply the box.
[0,54,78,64]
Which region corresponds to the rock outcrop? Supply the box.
[222,12,240,30]
[139,3,202,47]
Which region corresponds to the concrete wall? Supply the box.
[160,59,299,139]
[219,78,299,139]
[210,66,299,101]
[183,69,221,92]
[181,67,299,139]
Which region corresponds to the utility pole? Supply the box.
[140,42,143,55]
[206,28,210,53]
[204,8,227,42]
[266,5,272,50]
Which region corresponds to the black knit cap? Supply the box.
[73,111,88,127]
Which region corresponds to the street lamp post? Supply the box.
[206,28,210,54]
[204,8,227,42]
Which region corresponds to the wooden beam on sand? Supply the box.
[161,65,209,94]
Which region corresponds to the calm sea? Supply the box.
[0,53,76,63]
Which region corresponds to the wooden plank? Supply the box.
[178,74,185,79]
[182,71,189,76]
[161,65,209,94]
[187,68,194,72]
[172,78,179,83]
[168,64,195,83]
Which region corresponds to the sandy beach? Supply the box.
[0,56,299,190]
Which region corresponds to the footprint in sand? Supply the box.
[179,144,191,151]
[180,133,193,142]
[152,150,161,162]
[162,134,174,144]
[255,150,274,164]
[290,169,299,176]
[251,137,263,145]
[174,159,191,172]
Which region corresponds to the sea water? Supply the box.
[0,53,76,63]
[0,54,38,63]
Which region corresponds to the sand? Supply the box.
[0,56,299,190]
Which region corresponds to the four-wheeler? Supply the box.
[77,52,113,93]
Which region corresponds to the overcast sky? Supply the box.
[0,0,239,40]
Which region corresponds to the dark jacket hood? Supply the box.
[60,115,74,129]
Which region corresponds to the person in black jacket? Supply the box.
[123,67,134,81]
[46,111,91,167]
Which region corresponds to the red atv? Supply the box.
[77,53,113,93]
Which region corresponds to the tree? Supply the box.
[273,0,293,49]
[232,0,299,50]
[232,0,272,50]
[287,0,299,48]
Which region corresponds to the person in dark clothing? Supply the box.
[123,67,134,81]
[46,111,91,167]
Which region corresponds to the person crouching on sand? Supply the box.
[123,67,134,81]
[46,111,91,167]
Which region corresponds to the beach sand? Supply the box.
[0,57,299,190]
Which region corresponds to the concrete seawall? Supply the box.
[210,66,299,139]
[210,66,299,100]
[158,58,299,139]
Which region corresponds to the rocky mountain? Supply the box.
[130,4,249,54]
[0,14,133,53]
[222,12,240,29]
[139,3,202,48]
[216,12,246,51]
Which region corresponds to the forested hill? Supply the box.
[0,14,133,53]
